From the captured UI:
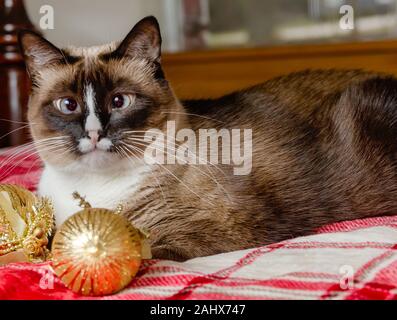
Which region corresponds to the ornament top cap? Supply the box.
[72,192,123,214]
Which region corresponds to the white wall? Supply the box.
[24,0,179,50]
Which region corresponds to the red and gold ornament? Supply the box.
[0,185,151,296]
[51,193,151,296]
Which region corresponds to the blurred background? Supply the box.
[3,0,397,147]
[24,0,397,51]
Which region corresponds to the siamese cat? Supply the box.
[18,16,397,261]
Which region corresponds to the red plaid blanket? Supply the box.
[0,148,397,300]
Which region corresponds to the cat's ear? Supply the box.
[18,30,66,77]
[114,16,162,62]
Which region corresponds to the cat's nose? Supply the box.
[87,130,101,144]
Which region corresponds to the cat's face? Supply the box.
[19,17,180,171]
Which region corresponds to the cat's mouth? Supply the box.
[78,137,114,154]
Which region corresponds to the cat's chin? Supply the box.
[48,149,140,173]
[79,149,116,167]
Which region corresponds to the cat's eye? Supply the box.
[111,93,135,110]
[54,98,81,115]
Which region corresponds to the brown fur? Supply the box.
[19,17,397,261]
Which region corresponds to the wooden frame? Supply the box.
[0,0,39,148]
[163,40,397,99]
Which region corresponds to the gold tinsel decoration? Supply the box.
[0,185,149,296]
[51,193,149,296]
[0,184,54,265]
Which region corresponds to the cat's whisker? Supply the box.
[0,137,70,176]
[0,119,35,125]
[161,110,226,124]
[5,136,70,153]
[124,142,214,206]
[21,153,48,180]
[0,124,31,141]
[125,144,168,206]
[115,146,150,219]
[129,138,232,201]
[120,141,213,206]
[116,144,163,206]
[0,144,57,170]
[116,145,168,210]
[125,134,228,178]
[20,147,73,181]
[125,137,232,201]
[123,130,227,177]
[0,137,69,166]
[1,142,35,155]
[1,141,68,168]
[0,142,43,169]
[0,143,69,181]
[121,130,156,136]
[125,133,227,185]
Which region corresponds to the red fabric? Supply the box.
[0,148,41,191]
[1,149,397,300]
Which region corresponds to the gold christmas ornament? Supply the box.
[0,184,54,265]
[51,193,150,296]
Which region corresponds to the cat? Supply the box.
[18,16,397,261]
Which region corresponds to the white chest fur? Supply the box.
[38,162,150,226]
